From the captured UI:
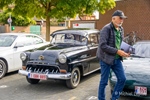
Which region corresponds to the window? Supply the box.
[32,36,44,44]
[0,35,17,47]
[15,35,34,47]
[88,33,98,45]
[51,33,87,46]
[25,36,34,46]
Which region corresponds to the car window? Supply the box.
[32,35,44,44]
[65,34,75,40]
[15,36,25,47]
[0,35,17,47]
[15,36,34,47]
[25,36,35,46]
[51,33,87,46]
[88,33,98,45]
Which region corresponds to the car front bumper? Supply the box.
[18,69,71,80]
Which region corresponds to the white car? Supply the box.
[0,33,49,78]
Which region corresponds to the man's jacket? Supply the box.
[96,22,124,65]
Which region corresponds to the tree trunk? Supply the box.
[45,15,50,41]
[79,15,82,20]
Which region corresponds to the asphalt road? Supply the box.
[0,71,141,100]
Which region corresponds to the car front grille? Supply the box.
[28,61,50,65]
[26,64,60,74]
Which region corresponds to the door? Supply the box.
[30,25,41,35]
[13,35,35,70]
[88,33,100,72]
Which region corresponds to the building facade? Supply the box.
[96,0,150,40]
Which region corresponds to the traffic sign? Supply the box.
[7,18,12,23]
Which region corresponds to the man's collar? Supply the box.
[111,22,122,31]
[111,22,118,31]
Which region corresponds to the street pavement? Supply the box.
[0,71,141,100]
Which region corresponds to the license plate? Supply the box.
[28,73,47,80]
[135,86,147,95]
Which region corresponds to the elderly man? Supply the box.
[96,10,130,100]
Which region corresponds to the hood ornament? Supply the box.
[39,55,44,60]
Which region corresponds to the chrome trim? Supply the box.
[18,70,71,80]
[83,68,100,76]
[69,56,96,64]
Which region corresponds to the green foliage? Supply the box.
[12,15,36,26]
[51,0,116,18]
[0,0,116,21]
[0,8,36,26]
[98,0,116,14]
[9,0,116,20]
[0,0,116,41]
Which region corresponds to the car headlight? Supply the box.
[20,52,27,61]
[58,54,67,63]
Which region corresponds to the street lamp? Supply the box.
[8,4,14,32]
[7,13,12,32]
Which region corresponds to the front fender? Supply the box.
[69,63,84,76]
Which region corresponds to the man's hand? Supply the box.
[117,50,130,57]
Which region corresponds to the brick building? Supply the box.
[96,0,150,40]
[70,0,150,40]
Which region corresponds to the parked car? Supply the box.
[18,28,100,88]
[0,33,49,78]
[109,41,150,99]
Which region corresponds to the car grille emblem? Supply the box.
[39,55,44,60]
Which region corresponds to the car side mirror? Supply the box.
[14,44,24,48]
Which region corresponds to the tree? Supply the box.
[0,8,36,26]
[0,0,116,41]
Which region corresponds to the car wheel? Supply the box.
[26,76,40,84]
[66,67,80,89]
[0,59,7,79]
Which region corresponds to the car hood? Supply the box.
[123,57,150,74]
[29,45,86,63]
[111,57,150,86]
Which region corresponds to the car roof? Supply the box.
[0,33,39,36]
[51,28,100,37]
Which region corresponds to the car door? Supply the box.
[88,33,100,72]
[13,35,36,70]
[13,35,48,70]
[0,35,16,72]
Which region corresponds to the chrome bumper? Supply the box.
[18,70,71,80]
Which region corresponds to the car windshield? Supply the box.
[0,35,17,47]
[51,33,87,46]
[133,42,150,58]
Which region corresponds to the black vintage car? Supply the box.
[18,28,100,88]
